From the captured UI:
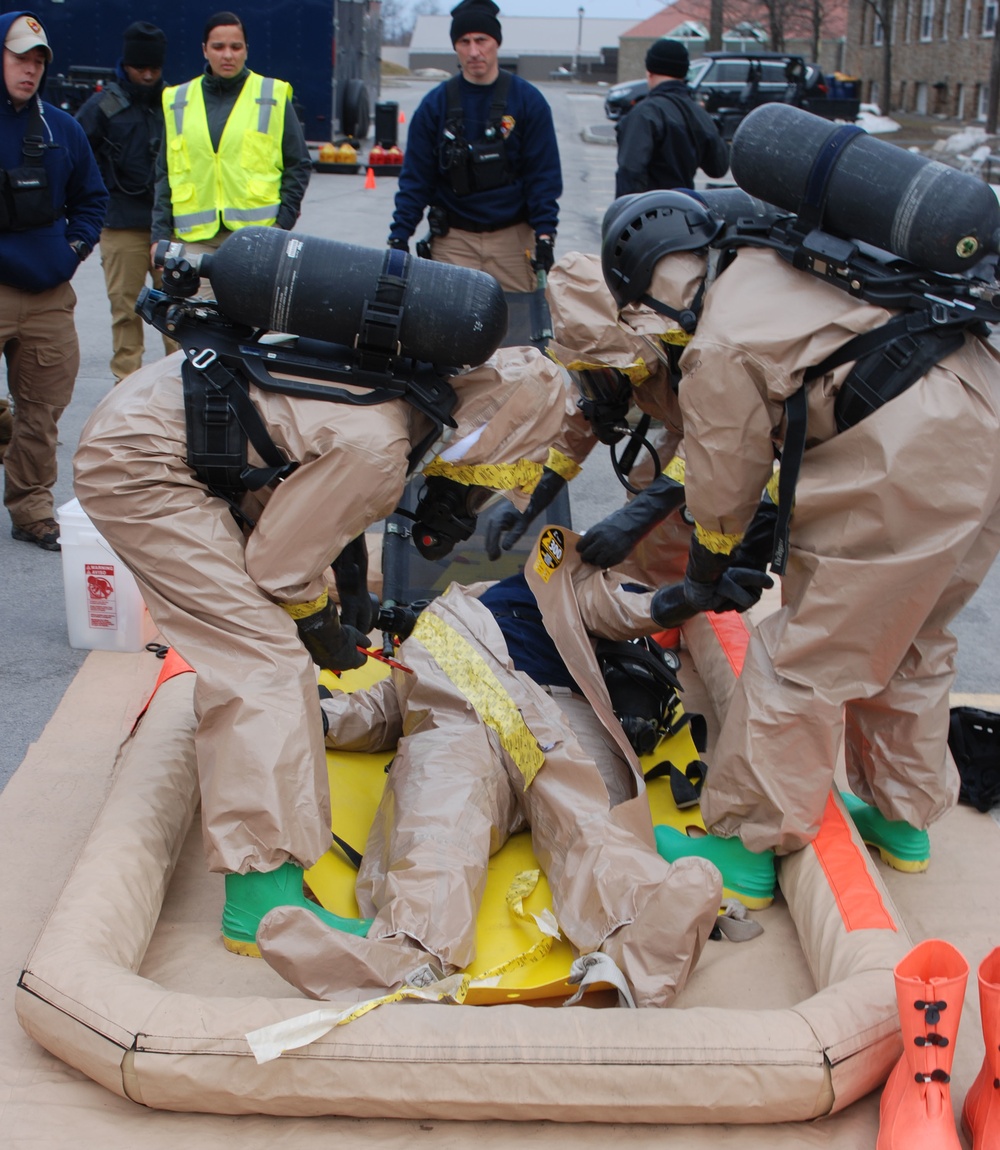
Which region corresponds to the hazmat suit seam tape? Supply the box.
[663,455,686,484]
[546,351,650,385]
[694,524,741,554]
[472,872,560,981]
[811,794,898,933]
[282,589,328,619]
[659,330,693,347]
[765,469,781,505]
[412,612,545,787]
[544,447,582,482]
[421,456,546,492]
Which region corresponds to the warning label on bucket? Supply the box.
[86,563,118,630]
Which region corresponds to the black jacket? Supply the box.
[614,81,729,197]
[76,66,163,231]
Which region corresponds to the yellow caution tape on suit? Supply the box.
[412,611,545,788]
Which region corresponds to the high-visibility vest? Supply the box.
[162,71,289,242]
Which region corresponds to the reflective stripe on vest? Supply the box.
[163,72,288,242]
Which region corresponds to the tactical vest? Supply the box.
[0,98,57,233]
[439,72,513,197]
[163,71,287,241]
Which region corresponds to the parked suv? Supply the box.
[604,51,859,138]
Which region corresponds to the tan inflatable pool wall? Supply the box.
[15,632,913,1121]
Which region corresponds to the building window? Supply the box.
[956,82,965,118]
[920,0,935,37]
[874,12,885,43]
[942,0,951,37]
[899,79,907,110]
[984,0,998,34]
[976,83,988,119]
[962,0,972,35]
[904,0,914,40]
[870,79,880,111]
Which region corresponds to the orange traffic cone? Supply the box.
[364,166,376,190]
[877,938,968,1150]
[399,110,406,124]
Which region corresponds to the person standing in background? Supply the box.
[77,22,175,383]
[150,11,311,274]
[387,0,561,292]
[614,39,728,198]
[0,10,106,551]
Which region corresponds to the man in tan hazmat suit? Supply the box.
[255,530,723,1009]
[485,237,704,589]
[658,242,1000,856]
[73,339,567,953]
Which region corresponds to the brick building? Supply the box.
[618,0,853,81]
[847,0,997,118]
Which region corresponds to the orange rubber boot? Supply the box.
[877,938,969,1150]
[962,947,1000,1150]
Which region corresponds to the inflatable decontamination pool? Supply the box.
[14,597,915,1122]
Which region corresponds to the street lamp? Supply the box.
[574,7,584,77]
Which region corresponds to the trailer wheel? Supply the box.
[342,79,370,140]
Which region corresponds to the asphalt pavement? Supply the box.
[2,78,999,790]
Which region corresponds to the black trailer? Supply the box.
[2,0,381,141]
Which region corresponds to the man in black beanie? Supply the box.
[614,39,728,198]
[388,0,561,292]
[77,22,175,382]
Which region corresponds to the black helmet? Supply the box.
[601,190,723,308]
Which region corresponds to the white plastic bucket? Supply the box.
[57,498,148,652]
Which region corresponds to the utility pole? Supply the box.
[574,7,584,77]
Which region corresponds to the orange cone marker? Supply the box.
[364,166,376,189]
[399,110,406,124]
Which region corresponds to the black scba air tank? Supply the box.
[730,103,1000,274]
[202,226,509,368]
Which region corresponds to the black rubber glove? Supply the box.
[331,535,374,633]
[484,467,567,561]
[532,236,555,274]
[729,494,779,573]
[576,472,685,568]
[651,497,778,627]
[386,236,409,253]
[288,593,368,672]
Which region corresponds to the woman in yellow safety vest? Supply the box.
[150,10,312,259]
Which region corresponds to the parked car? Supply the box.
[604,51,860,139]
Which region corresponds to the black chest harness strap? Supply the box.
[182,348,298,508]
[771,308,972,573]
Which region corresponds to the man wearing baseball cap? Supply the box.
[77,22,174,383]
[614,38,728,197]
[388,0,562,292]
[1,10,107,550]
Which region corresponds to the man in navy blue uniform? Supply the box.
[388,0,561,292]
[0,10,106,550]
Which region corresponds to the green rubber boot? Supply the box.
[653,825,776,909]
[841,791,930,873]
[222,862,372,957]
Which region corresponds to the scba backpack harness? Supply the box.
[712,129,1000,573]
[138,247,459,525]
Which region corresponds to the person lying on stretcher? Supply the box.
[254,530,724,1008]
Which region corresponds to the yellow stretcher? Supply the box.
[304,660,719,1004]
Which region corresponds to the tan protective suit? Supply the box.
[545,250,706,587]
[679,247,1000,853]
[72,345,566,875]
[261,533,722,1008]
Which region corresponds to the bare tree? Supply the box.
[860,0,895,112]
[989,16,1000,132]
[710,0,726,50]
